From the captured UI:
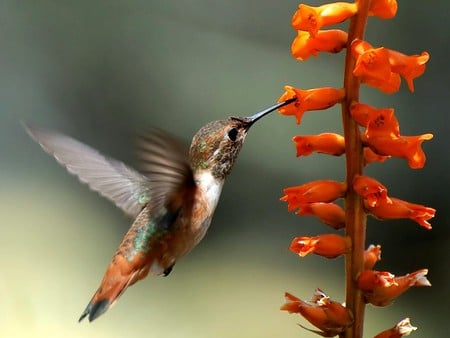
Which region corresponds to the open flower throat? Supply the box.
[277,1,434,337]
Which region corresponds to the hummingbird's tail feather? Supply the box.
[78,256,147,322]
[79,299,111,322]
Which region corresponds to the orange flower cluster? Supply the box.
[352,40,430,93]
[278,0,433,336]
[281,289,353,336]
[351,102,433,169]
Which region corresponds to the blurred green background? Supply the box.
[1,1,448,337]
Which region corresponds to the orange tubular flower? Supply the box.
[364,244,382,270]
[292,3,357,37]
[281,180,346,212]
[388,50,430,92]
[374,318,417,338]
[365,197,436,229]
[278,86,345,124]
[358,269,431,306]
[293,133,345,157]
[281,290,352,336]
[363,133,433,169]
[353,175,392,207]
[291,29,348,60]
[289,234,351,258]
[295,202,346,229]
[369,0,398,20]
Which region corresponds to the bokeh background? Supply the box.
[1,1,448,337]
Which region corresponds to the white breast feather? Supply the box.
[195,171,224,213]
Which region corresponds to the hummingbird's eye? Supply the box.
[227,128,238,141]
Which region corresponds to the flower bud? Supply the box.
[293,133,345,157]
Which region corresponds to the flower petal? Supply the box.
[353,175,392,207]
[296,202,346,229]
[364,244,382,270]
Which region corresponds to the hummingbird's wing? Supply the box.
[24,124,151,217]
[136,128,195,215]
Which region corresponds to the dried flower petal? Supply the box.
[296,202,346,229]
[281,291,352,336]
[358,269,431,306]
[369,0,398,19]
[358,270,397,291]
[293,133,345,157]
[291,29,348,60]
[374,318,417,338]
[364,244,382,270]
[278,86,345,124]
[290,234,351,258]
[292,3,357,36]
[281,180,347,212]
[365,197,436,229]
[353,175,392,207]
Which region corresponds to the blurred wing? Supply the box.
[24,124,150,217]
[136,128,195,215]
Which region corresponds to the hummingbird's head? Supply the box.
[189,99,295,179]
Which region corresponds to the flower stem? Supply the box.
[341,1,372,337]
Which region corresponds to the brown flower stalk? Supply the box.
[277,1,434,337]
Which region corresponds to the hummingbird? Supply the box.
[24,98,295,322]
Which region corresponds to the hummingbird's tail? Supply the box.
[78,254,150,322]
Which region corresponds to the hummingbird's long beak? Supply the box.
[245,97,296,126]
